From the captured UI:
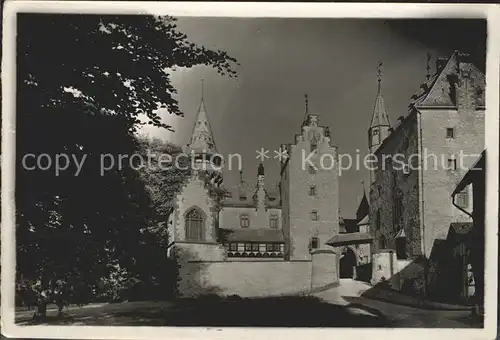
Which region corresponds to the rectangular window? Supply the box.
[273,243,281,252]
[310,237,319,250]
[269,214,279,229]
[251,243,259,251]
[311,211,318,221]
[244,243,252,251]
[446,128,455,139]
[229,243,238,251]
[393,196,403,229]
[266,243,274,252]
[456,187,469,209]
[379,237,386,250]
[240,214,250,228]
[448,158,457,171]
[376,210,381,230]
[309,185,317,196]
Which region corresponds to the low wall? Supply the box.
[177,260,313,297]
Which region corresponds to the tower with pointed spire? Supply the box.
[185,79,223,184]
[368,62,391,156]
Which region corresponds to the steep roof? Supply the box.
[374,51,486,156]
[411,51,486,108]
[220,228,285,243]
[370,80,391,128]
[356,191,370,223]
[185,98,218,155]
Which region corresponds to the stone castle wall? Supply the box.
[175,250,338,298]
[219,206,282,230]
[419,108,484,259]
[370,112,421,259]
[283,117,340,261]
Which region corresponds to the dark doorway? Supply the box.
[339,247,357,279]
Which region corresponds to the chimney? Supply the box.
[436,57,448,74]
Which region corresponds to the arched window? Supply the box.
[185,208,204,241]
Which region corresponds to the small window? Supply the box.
[229,243,238,251]
[402,163,411,175]
[309,185,317,196]
[446,128,455,139]
[448,158,457,171]
[310,237,319,250]
[375,210,381,230]
[240,214,250,228]
[266,243,274,252]
[311,138,318,152]
[456,187,469,209]
[251,243,259,251]
[269,214,279,229]
[372,128,379,136]
[244,243,252,251]
[311,211,318,221]
[273,244,281,252]
[379,237,386,250]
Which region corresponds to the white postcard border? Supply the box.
[2,2,499,339]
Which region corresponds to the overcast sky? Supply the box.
[139,18,485,217]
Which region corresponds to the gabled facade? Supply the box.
[368,51,485,296]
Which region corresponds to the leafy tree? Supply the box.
[16,14,237,312]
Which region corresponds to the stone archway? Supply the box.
[339,246,358,279]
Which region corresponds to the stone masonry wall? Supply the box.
[167,174,218,245]
[420,108,484,259]
[285,115,340,261]
[177,260,313,298]
[370,112,421,259]
[219,206,282,230]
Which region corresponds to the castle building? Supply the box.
[166,91,341,297]
[368,51,485,298]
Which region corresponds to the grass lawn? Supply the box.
[16,295,389,327]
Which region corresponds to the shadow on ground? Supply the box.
[17,295,390,327]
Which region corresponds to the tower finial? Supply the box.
[426,52,432,80]
[377,62,383,94]
[201,77,205,102]
[305,94,309,114]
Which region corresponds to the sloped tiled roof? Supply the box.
[411,51,486,108]
[339,218,359,234]
[357,215,369,226]
[222,179,280,208]
[356,191,370,223]
[220,228,285,243]
[452,150,486,196]
[326,232,373,247]
[375,51,486,156]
